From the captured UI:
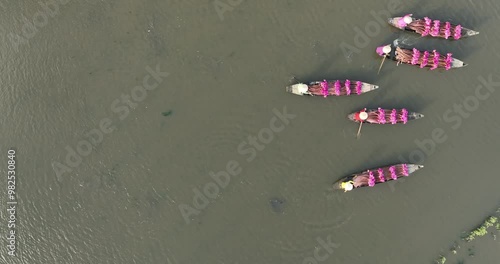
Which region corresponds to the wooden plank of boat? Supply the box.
[375,43,467,71]
[333,163,424,192]
[347,108,424,124]
[388,14,479,39]
[286,79,379,97]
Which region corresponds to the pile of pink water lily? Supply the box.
[365,164,410,188]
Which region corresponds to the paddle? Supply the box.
[355,110,368,139]
[356,121,364,139]
[377,55,386,75]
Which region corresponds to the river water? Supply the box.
[1,0,499,263]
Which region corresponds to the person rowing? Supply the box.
[355,109,368,138]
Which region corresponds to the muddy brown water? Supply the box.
[1,0,499,263]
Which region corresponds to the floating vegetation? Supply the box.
[464,216,498,242]
[162,110,173,117]
[449,242,459,256]
[434,207,500,264]
[435,255,446,264]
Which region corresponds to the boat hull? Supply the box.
[334,163,424,192]
[388,15,479,39]
[347,108,424,124]
[286,80,379,97]
[376,43,467,70]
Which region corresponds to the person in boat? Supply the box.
[353,109,377,123]
[340,175,369,192]
[396,15,414,31]
[376,45,392,57]
[341,181,354,192]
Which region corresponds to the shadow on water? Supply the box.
[335,146,391,178]
[290,56,347,83]
[291,69,383,90]
[415,3,490,30]
[269,197,286,214]
[350,95,433,113]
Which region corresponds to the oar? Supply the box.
[356,121,364,139]
[377,55,387,75]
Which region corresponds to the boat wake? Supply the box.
[393,36,419,47]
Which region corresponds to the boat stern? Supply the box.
[388,14,413,29]
[388,17,404,29]
[332,181,344,190]
[388,17,398,27]
[347,112,356,122]
[286,83,310,96]
[333,180,354,192]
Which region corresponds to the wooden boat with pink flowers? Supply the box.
[347,108,424,124]
[375,43,467,71]
[388,14,479,40]
[286,79,379,97]
[334,163,424,192]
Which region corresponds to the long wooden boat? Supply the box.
[334,163,424,192]
[347,108,424,124]
[375,43,467,70]
[388,14,479,40]
[286,79,379,97]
